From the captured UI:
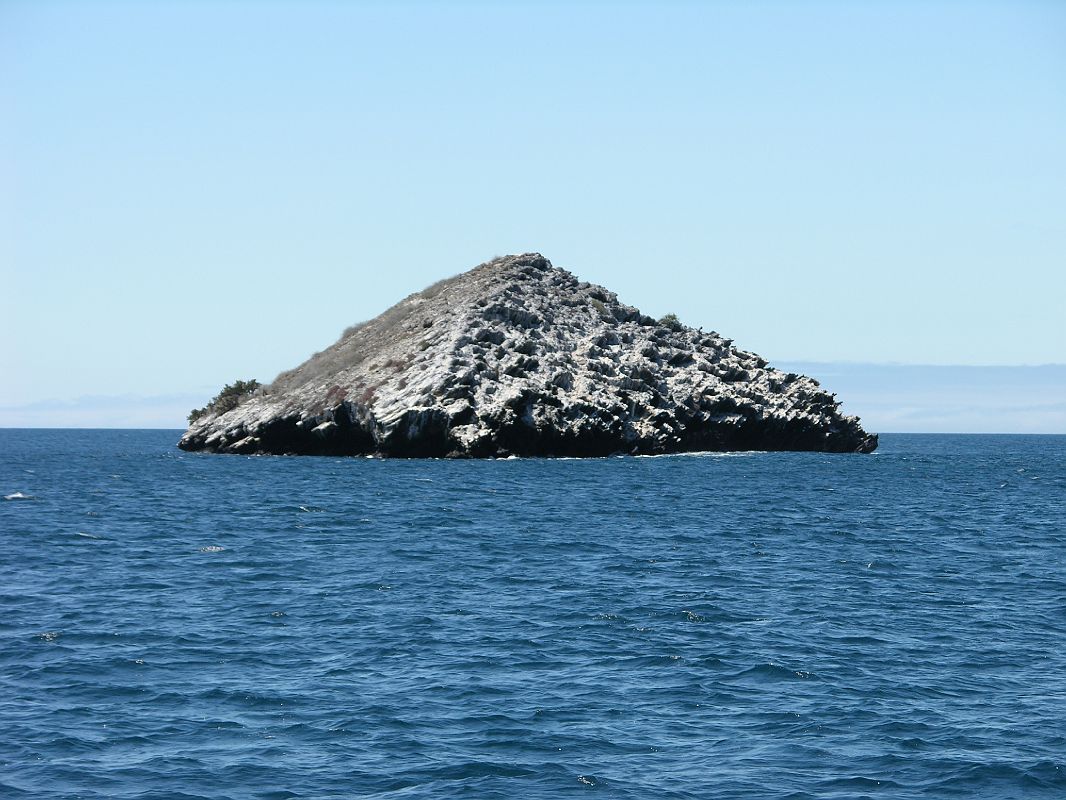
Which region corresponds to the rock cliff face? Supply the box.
[178,254,877,457]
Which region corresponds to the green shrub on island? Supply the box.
[659,312,682,330]
[188,379,261,424]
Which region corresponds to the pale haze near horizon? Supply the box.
[2,1,1063,432]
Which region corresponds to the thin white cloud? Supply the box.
[0,393,202,429]
[777,363,1066,434]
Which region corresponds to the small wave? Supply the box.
[73,532,104,540]
[3,492,34,501]
[199,545,226,553]
[729,662,817,683]
[817,776,903,791]
[924,759,1066,793]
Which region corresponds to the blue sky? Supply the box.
[2,1,1063,431]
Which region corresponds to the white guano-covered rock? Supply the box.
[178,253,877,457]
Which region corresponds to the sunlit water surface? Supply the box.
[1,430,1064,799]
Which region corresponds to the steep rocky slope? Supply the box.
[179,254,877,456]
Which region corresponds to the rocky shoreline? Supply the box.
[178,254,877,457]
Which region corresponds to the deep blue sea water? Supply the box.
[1,430,1064,799]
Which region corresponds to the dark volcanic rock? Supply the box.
[179,254,877,457]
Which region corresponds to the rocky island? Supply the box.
[179,254,877,457]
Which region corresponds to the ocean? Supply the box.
[1,429,1064,799]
